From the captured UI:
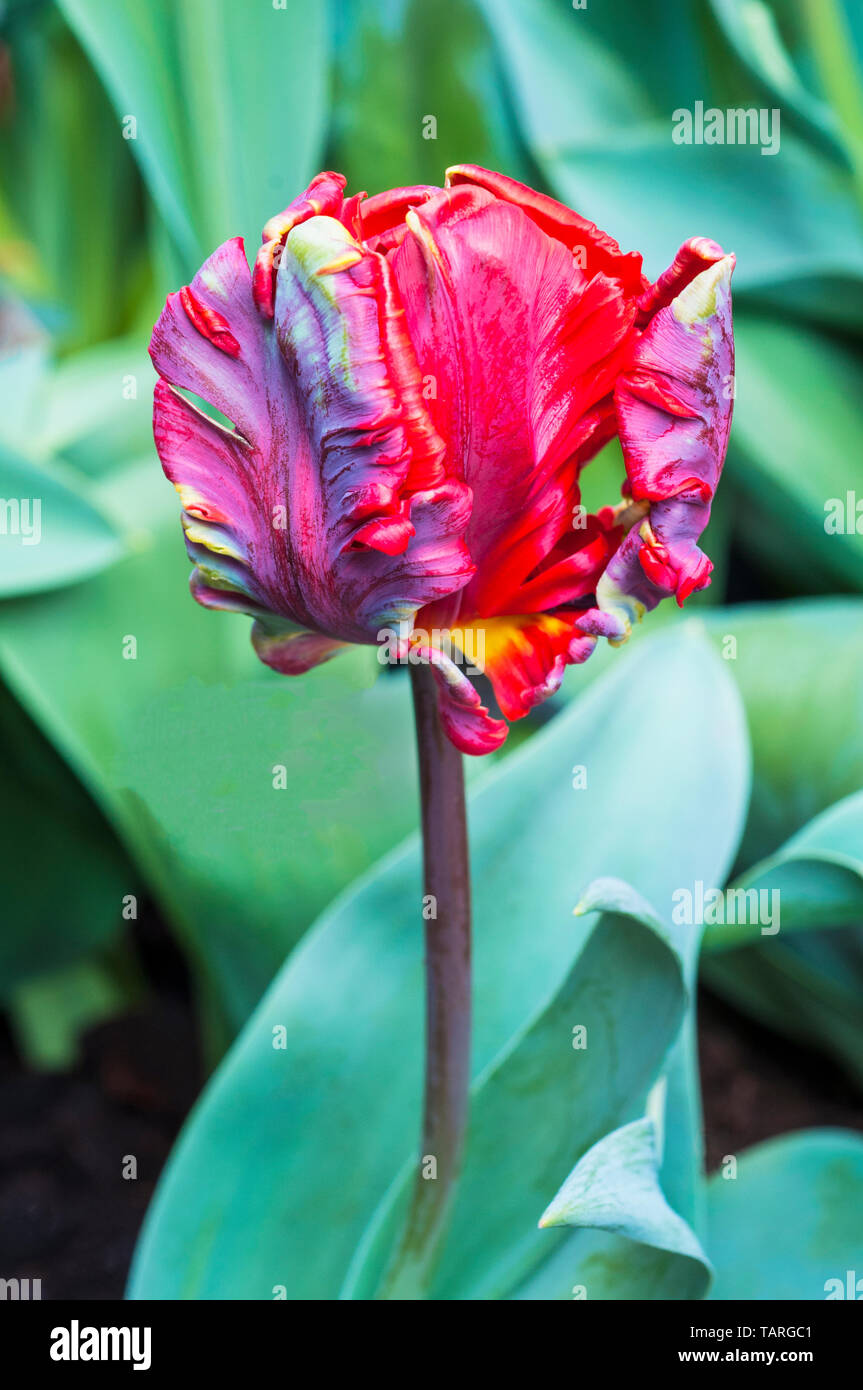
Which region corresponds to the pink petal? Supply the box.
[253,171,358,317]
[408,641,508,756]
[583,247,736,639]
[251,624,348,675]
[150,223,474,657]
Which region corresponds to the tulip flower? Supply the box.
[150,165,734,1297]
[150,166,735,757]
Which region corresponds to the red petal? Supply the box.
[445,164,646,295]
[358,184,439,248]
[179,286,241,357]
[409,641,508,755]
[392,185,639,620]
[461,613,597,722]
[253,172,354,317]
[596,248,736,626]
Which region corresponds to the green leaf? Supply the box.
[7,957,133,1070]
[35,335,155,478]
[704,790,863,952]
[708,0,845,154]
[699,601,863,868]
[59,0,329,270]
[705,925,863,1088]
[0,327,50,458]
[116,670,423,1032]
[538,1118,709,1282]
[574,877,707,1238]
[0,460,421,1033]
[702,793,863,1086]
[0,10,145,349]
[730,315,863,591]
[128,627,748,1299]
[344,881,688,1299]
[707,1130,863,1299]
[0,676,135,1000]
[329,0,527,194]
[482,0,863,306]
[571,607,863,1085]
[564,600,863,870]
[0,444,123,595]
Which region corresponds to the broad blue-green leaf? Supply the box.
[569,609,863,1086]
[330,0,527,194]
[35,335,155,478]
[0,319,49,457]
[730,315,863,591]
[0,460,419,1034]
[563,601,863,868]
[129,628,748,1299]
[59,0,330,269]
[343,881,688,1299]
[538,1118,709,1291]
[117,671,422,1032]
[482,0,863,301]
[0,444,123,595]
[704,791,863,952]
[573,876,708,1242]
[700,602,863,867]
[0,674,135,1000]
[703,794,863,1086]
[478,0,655,150]
[707,1130,863,1299]
[550,138,863,301]
[55,0,193,265]
[708,0,845,154]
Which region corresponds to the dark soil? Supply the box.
[698,990,863,1170]
[1,912,862,1300]
[0,912,202,1301]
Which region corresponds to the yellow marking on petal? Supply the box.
[406,208,444,265]
[174,483,210,513]
[194,564,245,592]
[612,497,651,530]
[182,515,244,560]
[281,217,367,392]
[596,571,646,645]
[314,250,364,276]
[441,615,576,674]
[672,254,734,326]
[639,519,659,547]
[199,267,224,297]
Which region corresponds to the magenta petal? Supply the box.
[410,642,508,756]
[592,249,735,636]
[150,222,474,655]
[636,236,727,323]
[253,171,351,317]
[251,622,348,675]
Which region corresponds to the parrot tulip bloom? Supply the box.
[151,165,735,754]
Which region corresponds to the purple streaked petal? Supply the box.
[150,224,474,654]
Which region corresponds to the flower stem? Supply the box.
[379,660,472,1298]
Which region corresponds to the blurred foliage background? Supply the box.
[1,0,863,1293]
